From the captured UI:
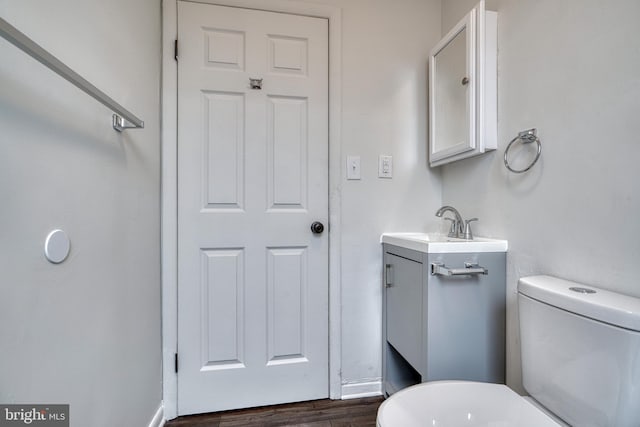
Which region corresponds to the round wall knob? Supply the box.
[310,221,325,234]
[44,229,70,264]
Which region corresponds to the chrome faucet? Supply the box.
[435,206,477,239]
[435,206,464,238]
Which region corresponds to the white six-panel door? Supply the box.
[176,1,329,415]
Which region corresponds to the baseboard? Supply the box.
[148,402,165,427]
[341,379,383,399]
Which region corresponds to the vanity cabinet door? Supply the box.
[385,252,423,372]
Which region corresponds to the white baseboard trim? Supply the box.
[341,379,383,399]
[148,402,165,427]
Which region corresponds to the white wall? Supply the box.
[440,0,640,393]
[0,1,162,425]
[293,0,442,388]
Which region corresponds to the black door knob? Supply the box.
[310,221,324,234]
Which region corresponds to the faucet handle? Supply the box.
[443,217,457,237]
[463,218,478,240]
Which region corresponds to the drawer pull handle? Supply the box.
[385,264,393,287]
[430,262,488,276]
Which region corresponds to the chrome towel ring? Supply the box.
[504,128,541,173]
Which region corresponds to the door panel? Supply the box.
[177,1,329,415]
[267,96,307,208]
[200,248,245,370]
[266,247,307,363]
[203,91,245,209]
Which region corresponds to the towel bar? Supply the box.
[0,17,144,132]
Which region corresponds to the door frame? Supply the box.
[161,0,343,420]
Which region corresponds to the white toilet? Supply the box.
[376,275,640,426]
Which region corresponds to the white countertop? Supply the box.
[381,232,508,254]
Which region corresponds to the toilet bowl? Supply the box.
[376,275,640,427]
[376,381,562,426]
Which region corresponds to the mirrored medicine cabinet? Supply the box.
[429,0,497,167]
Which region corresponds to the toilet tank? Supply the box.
[518,275,640,427]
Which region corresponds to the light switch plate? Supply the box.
[346,155,361,180]
[378,155,392,178]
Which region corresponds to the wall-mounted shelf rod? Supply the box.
[0,17,144,132]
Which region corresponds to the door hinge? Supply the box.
[174,353,178,373]
[174,39,178,61]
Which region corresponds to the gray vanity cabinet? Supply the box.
[382,243,506,396]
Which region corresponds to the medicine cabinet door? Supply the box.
[429,8,476,165]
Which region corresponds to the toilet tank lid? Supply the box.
[518,275,640,332]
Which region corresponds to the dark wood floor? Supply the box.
[165,396,384,427]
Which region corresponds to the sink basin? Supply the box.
[380,232,508,253]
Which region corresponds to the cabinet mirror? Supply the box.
[430,11,475,163]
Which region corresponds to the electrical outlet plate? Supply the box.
[378,155,392,178]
